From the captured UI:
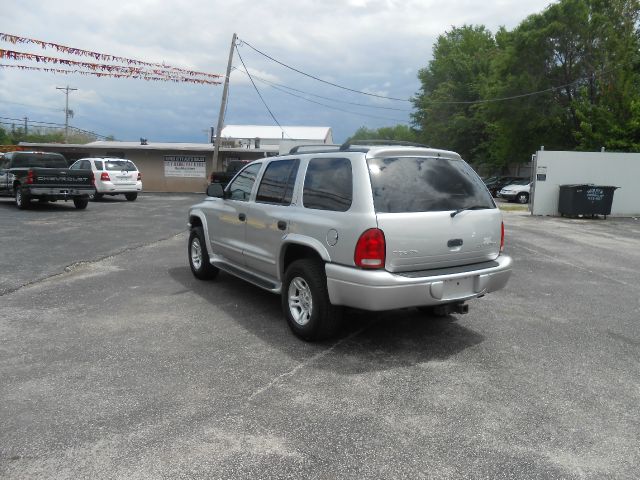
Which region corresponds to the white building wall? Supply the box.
[532,150,640,216]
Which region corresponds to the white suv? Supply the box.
[188,143,513,341]
[70,157,142,201]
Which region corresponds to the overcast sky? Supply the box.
[1,0,553,144]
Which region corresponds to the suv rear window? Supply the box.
[367,156,493,213]
[105,160,136,171]
[303,158,352,211]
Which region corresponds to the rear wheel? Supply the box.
[15,188,30,209]
[188,227,219,280]
[282,259,342,341]
[517,192,529,204]
[73,198,89,209]
[125,193,138,201]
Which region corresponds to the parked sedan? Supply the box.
[485,176,526,197]
[70,158,142,201]
[499,178,531,204]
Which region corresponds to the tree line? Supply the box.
[350,0,640,174]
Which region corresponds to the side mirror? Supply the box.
[206,183,225,198]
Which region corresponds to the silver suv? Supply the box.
[187,143,512,340]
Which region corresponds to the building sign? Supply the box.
[164,155,206,178]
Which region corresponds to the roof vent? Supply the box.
[140,138,148,145]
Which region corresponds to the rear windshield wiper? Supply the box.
[450,205,489,218]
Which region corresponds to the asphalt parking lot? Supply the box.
[1,194,639,479]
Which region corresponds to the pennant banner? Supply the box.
[0,32,222,79]
[0,63,222,85]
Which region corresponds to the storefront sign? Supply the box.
[164,156,206,178]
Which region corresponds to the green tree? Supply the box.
[346,125,419,143]
[411,25,497,165]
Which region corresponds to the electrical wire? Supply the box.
[233,67,409,124]
[0,115,109,138]
[234,45,291,139]
[238,37,624,106]
[237,38,410,102]
[231,67,412,113]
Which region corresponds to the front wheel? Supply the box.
[73,198,89,209]
[282,259,342,341]
[125,193,138,201]
[188,227,219,280]
[517,192,529,204]
[15,188,30,209]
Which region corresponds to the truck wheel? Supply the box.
[73,198,89,209]
[282,259,342,341]
[188,227,219,280]
[15,188,30,209]
[125,193,138,201]
[517,192,529,204]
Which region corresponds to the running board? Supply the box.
[212,260,281,294]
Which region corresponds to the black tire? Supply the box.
[15,188,30,209]
[73,198,89,209]
[517,192,529,204]
[282,259,342,341]
[125,193,138,201]
[188,227,219,280]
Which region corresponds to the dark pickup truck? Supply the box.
[0,151,94,209]
[209,160,251,187]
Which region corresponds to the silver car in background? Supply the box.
[188,143,512,341]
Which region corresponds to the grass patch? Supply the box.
[498,203,529,212]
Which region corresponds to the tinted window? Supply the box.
[303,158,352,211]
[80,160,91,169]
[105,160,136,171]
[228,163,262,201]
[368,156,494,213]
[256,159,299,205]
[94,160,104,170]
[11,153,68,169]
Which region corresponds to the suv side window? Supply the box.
[303,157,352,211]
[228,163,262,201]
[256,159,299,205]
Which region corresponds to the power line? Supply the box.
[0,115,109,139]
[237,37,626,107]
[234,44,290,139]
[233,67,409,124]
[232,67,412,113]
[237,38,410,102]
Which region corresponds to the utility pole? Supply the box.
[56,85,77,142]
[212,33,236,173]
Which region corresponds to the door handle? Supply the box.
[277,220,287,231]
[238,213,246,222]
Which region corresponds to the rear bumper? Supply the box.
[96,181,143,194]
[326,255,513,311]
[27,187,92,198]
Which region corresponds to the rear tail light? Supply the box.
[100,172,110,181]
[354,228,386,269]
[26,169,35,184]
[137,172,142,181]
[500,221,505,252]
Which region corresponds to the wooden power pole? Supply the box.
[212,33,237,173]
